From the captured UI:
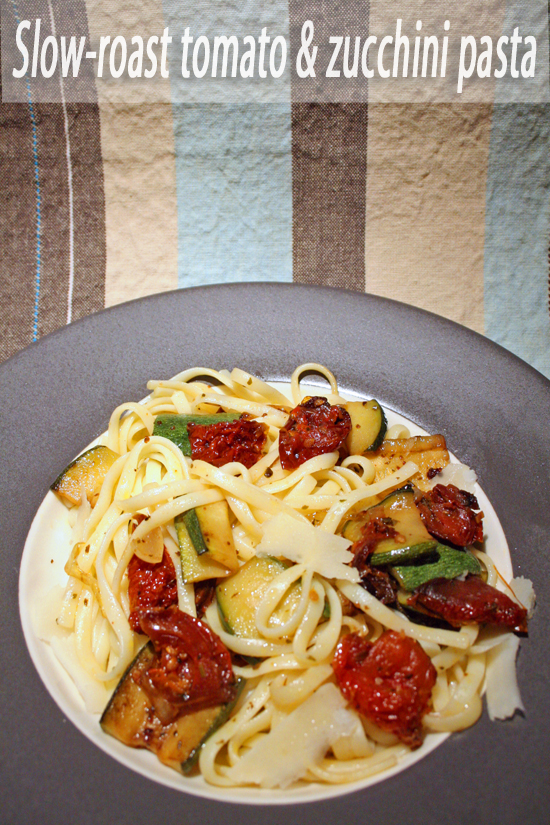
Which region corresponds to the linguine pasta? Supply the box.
[44,364,533,790]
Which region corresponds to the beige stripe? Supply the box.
[86,2,178,306]
[364,0,504,332]
[365,103,491,333]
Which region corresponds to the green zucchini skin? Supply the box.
[346,399,387,454]
[100,642,155,743]
[51,444,119,505]
[391,545,482,591]
[182,508,208,555]
[100,642,244,774]
[176,500,239,574]
[101,642,154,721]
[363,399,388,451]
[342,485,482,591]
[216,556,298,639]
[181,678,245,774]
[369,541,438,568]
[342,485,437,562]
[175,513,233,582]
[153,412,241,456]
[154,412,242,567]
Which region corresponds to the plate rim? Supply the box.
[1,283,549,825]
[3,283,549,390]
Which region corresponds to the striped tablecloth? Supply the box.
[1,1,549,378]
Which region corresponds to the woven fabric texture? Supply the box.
[1,1,549,377]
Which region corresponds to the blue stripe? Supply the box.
[483,104,550,378]
[10,0,42,341]
[171,103,293,288]
[161,0,293,288]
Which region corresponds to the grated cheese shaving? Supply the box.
[509,576,536,617]
[226,683,356,788]
[485,633,524,720]
[256,513,360,582]
[425,462,477,493]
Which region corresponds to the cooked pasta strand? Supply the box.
[42,363,526,793]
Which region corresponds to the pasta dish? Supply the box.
[38,364,534,790]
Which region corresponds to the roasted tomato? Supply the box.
[332,630,436,748]
[415,483,484,546]
[188,417,267,468]
[356,565,397,605]
[351,518,399,605]
[128,549,178,632]
[408,576,528,633]
[138,607,237,724]
[194,578,217,618]
[279,396,351,470]
[352,517,399,567]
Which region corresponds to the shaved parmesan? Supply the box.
[425,462,477,493]
[331,709,375,760]
[256,513,360,583]
[227,683,356,788]
[471,627,513,654]
[483,580,534,722]
[485,633,524,720]
[509,577,536,617]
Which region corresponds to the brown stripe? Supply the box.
[33,104,77,340]
[2,101,105,348]
[0,102,38,360]
[289,1,369,290]
[0,3,105,363]
[291,103,368,290]
[66,103,106,321]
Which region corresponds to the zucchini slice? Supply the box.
[391,545,482,591]
[51,445,119,505]
[370,542,438,567]
[155,414,245,573]
[175,513,234,583]
[369,435,449,490]
[100,644,156,746]
[345,399,387,454]
[342,486,438,565]
[216,556,301,639]
[100,643,244,774]
[181,500,239,570]
[181,508,209,556]
[152,412,241,457]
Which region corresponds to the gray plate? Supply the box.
[1,284,548,825]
